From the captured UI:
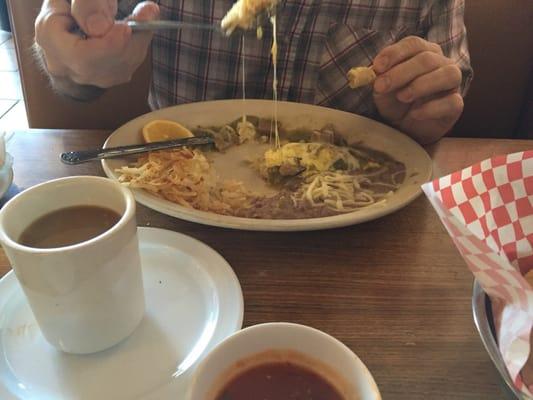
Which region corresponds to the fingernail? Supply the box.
[374,75,390,93]
[376,56,389,71]
[132,2,160,20]
[146,4,160,19]
[86,13,112,36]
[398,88,414,103]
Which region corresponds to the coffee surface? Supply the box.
[19,206,121,249]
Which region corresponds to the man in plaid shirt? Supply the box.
[35,0,473,143]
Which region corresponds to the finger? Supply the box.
[35,10,75,48]
[83,24,148,88]
[41,0,71,16]
[36,1,139,88]
[97,33,152,87]
[36,0,75,44]
[125,2,160,50]
[397,64,462,103]
[409,92,464,122]
[373,35,443,74]
[54,23,129,64]
[118,1,160,79]
[71,22,153,88]
[373,90,410,123]
[71,0,118,37]
[128,1,160,22]
[35,7,78,76]
[374,51,452,94]
[85,23,132,57]
[59,24,130,85]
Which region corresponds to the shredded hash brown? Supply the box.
[116,148,252,214]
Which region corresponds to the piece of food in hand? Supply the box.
[142,120,194,143]
[221,0,278,35]
[347,66,376,89]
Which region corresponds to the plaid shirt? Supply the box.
[118,0,473,118]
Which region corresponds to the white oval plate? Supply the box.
[0,227,243,400]
[102,100,432,231]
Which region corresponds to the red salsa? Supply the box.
[215,361,344,400]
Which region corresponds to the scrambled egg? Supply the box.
[263,143,359,177]
[221,0,278,35]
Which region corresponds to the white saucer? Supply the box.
[0,227,244,400]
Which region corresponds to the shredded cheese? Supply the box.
[295,171,396,213]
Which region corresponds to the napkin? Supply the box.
[422,150,533,397]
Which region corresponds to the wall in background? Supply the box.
[451,0,533,139]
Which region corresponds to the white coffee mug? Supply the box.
[0,176,145,354]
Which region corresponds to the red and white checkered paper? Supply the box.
[422,150,533,397]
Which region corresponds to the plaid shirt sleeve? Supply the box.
[422,0,473,97]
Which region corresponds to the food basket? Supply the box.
[423,150,533,398]
[472,280,529,399]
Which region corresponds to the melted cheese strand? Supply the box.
[271,13,280,149]
[241,35,246,124]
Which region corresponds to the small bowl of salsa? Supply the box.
[188,322,381,400]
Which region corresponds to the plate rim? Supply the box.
[0,227,244,399]
[102,99,433,231]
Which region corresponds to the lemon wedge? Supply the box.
[142,120,194,143]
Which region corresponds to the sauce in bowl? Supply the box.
[215,360,344,400]
[210,349,353,400]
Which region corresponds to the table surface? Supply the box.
[2,130,532,399]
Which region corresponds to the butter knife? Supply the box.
[60,136,214,165]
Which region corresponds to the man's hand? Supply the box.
[34,0,159,99]
[372,36,464,144]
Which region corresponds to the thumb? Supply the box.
[71,0,118,37]
[129,1,160,22]
[123,2,160,64]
